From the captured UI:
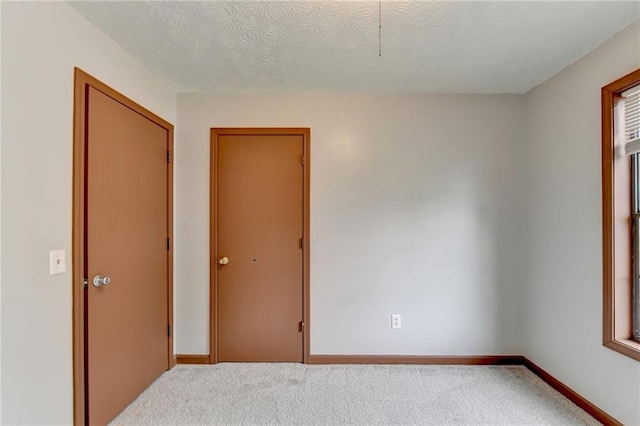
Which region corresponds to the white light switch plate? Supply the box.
[49,250,66,275]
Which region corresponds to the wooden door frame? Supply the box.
[209,128,311,364]
[72,68,175,426]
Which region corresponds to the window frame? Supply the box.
[602,68,640,362]
[631,153,640,341]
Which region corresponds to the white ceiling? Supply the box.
[69,1,640,94]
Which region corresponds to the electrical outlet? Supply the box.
[391,314,401,329]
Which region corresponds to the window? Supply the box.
[627,85,640,341]
[602,68,640,362]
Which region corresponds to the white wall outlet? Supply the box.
[49,250,66,275]
[391,314,401,329]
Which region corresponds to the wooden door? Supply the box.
[213,130,306,362]
[86,86,170,425]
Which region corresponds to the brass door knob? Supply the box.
[218,256,229,265]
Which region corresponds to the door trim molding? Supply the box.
[209,128,311,364]
[72,68,175,426]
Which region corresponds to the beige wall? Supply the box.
[0,2,176,424]
[523,22,640,425]
[175,93,526,357]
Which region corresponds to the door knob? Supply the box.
[218,256,229,265]
[93,275,111,287]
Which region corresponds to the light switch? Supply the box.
[49,250,66,275]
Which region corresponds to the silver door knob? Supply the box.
[93,275,111,287]
[218,256,229,265]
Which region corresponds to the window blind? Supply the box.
[624,85,640,155]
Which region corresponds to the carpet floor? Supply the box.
[110,364,600,425]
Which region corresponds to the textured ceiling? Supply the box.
[69,1,640,94]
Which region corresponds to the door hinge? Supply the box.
[301,155,304,166]
[167,238,170,251]
[299,237,304,249]
[299,321,304,332]
[168,325,171,337]
[167,151,171,163]
[83,277,88,289]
